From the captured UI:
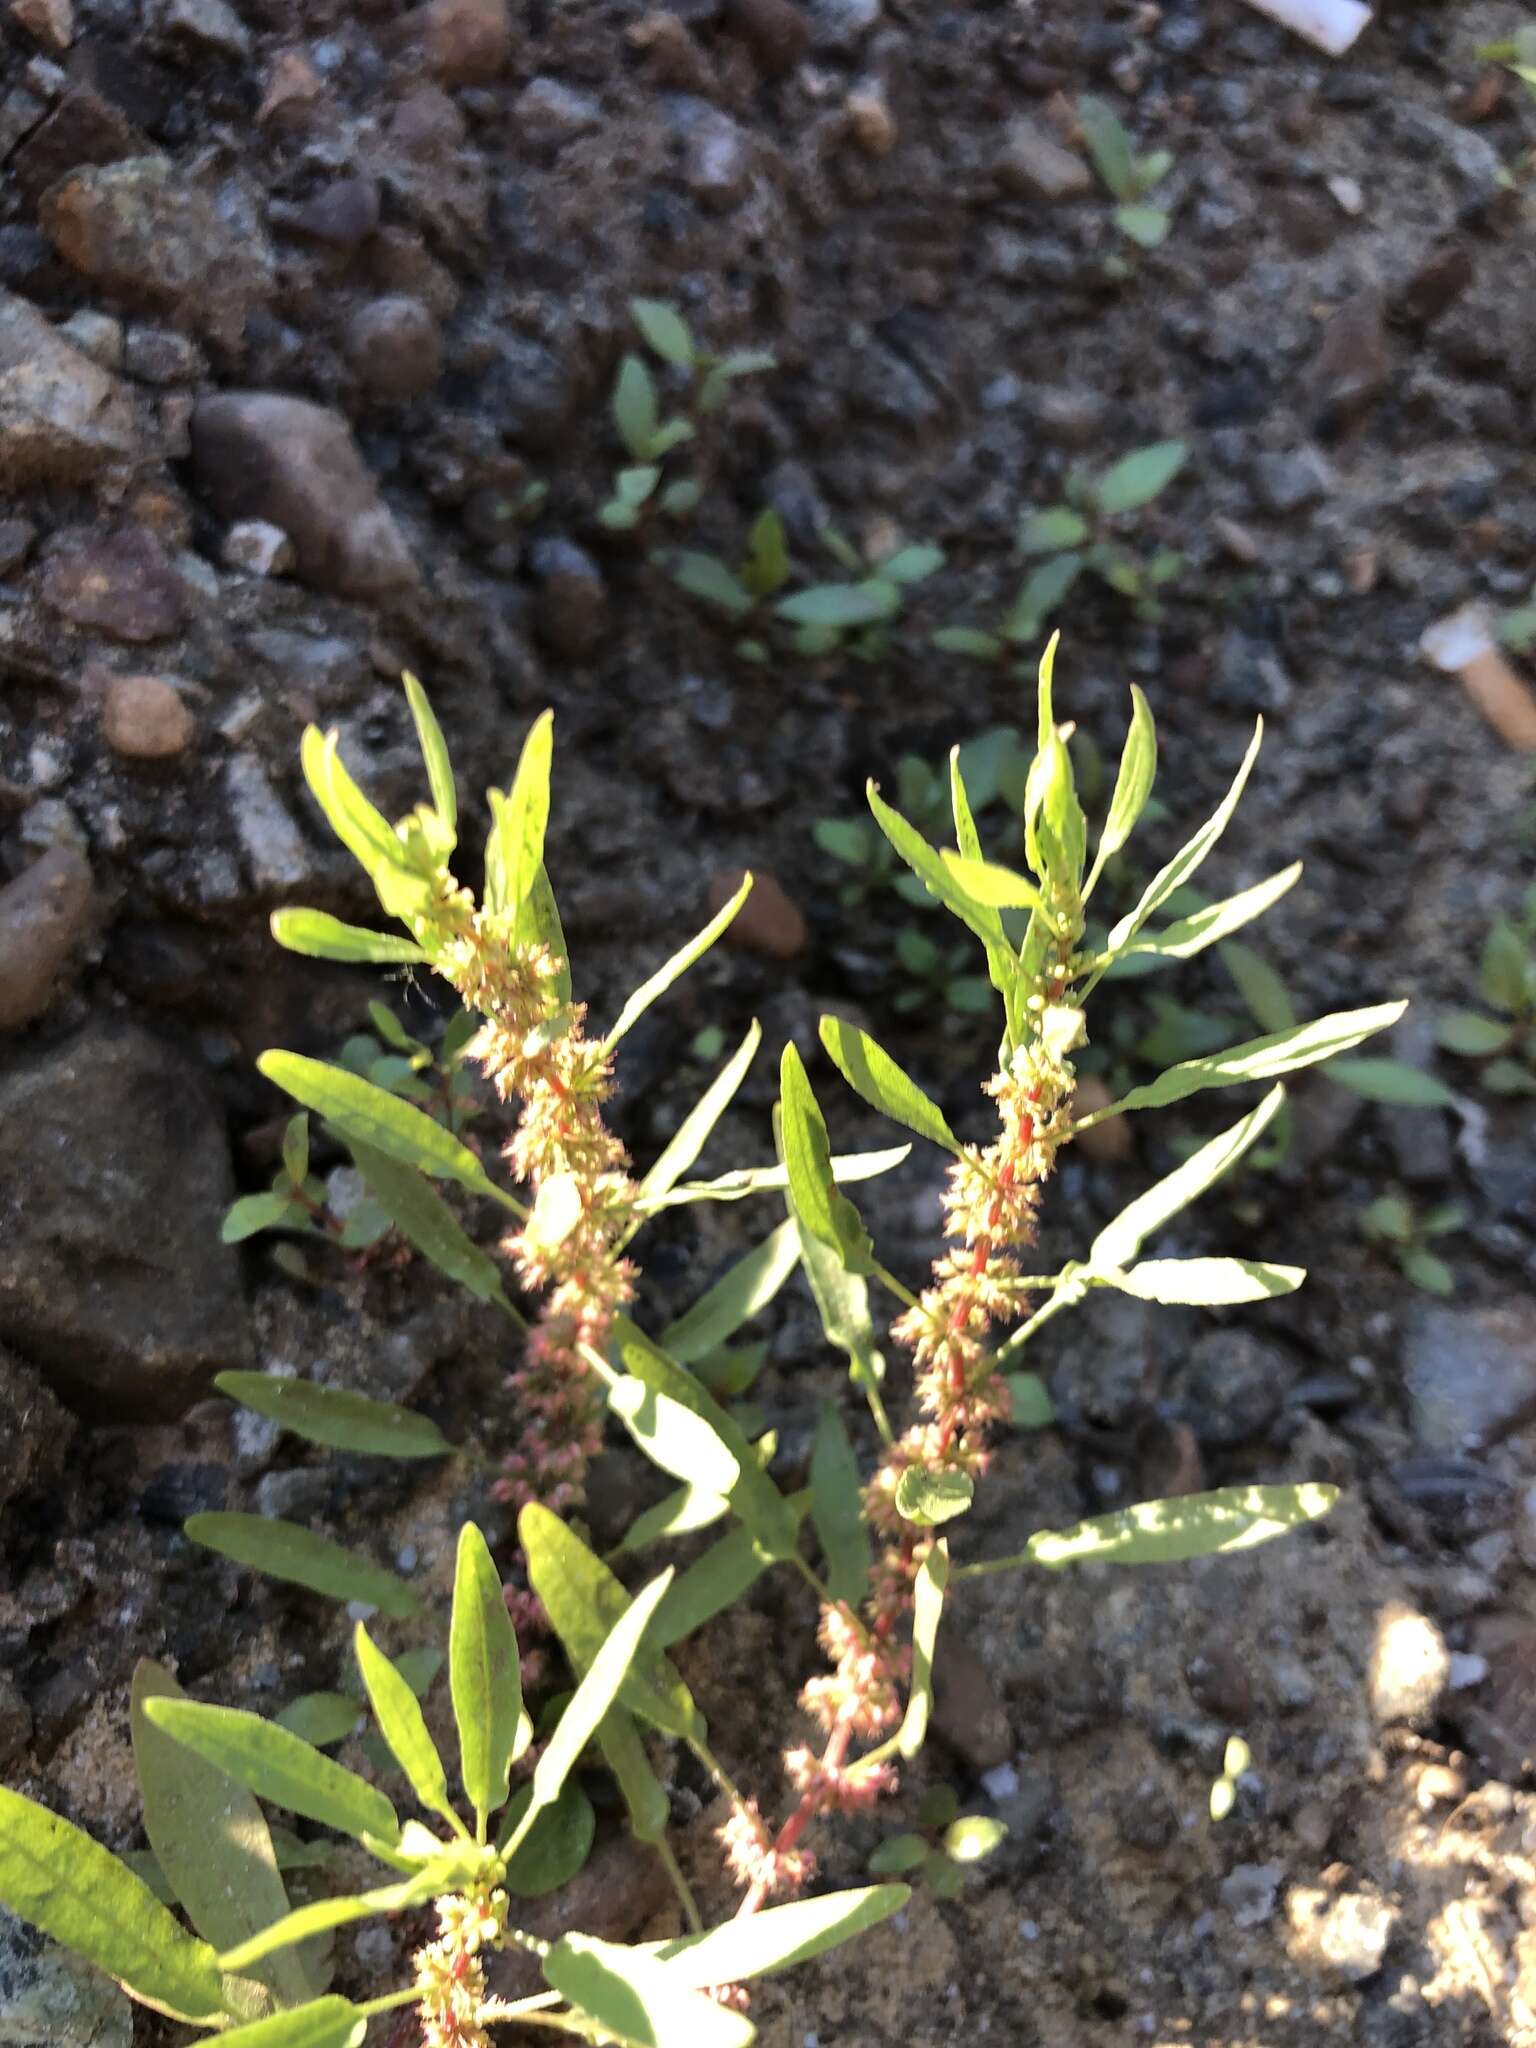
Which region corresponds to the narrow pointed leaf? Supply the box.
[639,1142,909,1213]
[775,580,900,628]
[612,355,659,459]
[1221,942,1298,1034]
[1101,1257,1304,1306]
[299,728,429,923]
[935,854,1042,912]
[345,1141,513,1308]
[650,1513,783,1649]
[1089,1085,1286,1271]
[1027,1482,1338,1568]
[214,1373,451,1460]
[604,876,753,1052]
[783,1146,885,1406]
[1078,1002,1407,1122]
[186,1514,422,1620]
[1326,1058,1456,1109]
[257,1054,504,1200]
[0,1786,226,2025]
[521,1503,701,1740]
[544,1933,755,2048]
[140,1696,399,1846]
[215,1997,367,2048]
[1077,92,1134,197]
[811,1405,872,1605]
[1085,685,1157,896]
[450,1523,523,1826]
[1105,720,1264,956]
[897,1542,949,1759]
[521,1570,675,1827]
[660,1221,801,1364]
[269,910,427,966]
[1116,864,1302,965]
[1093,439,1187,515]
[1435,1011,1513,1057]
[510,861,572,1005]
[500,1780,596,1896]
[819,1016,959,1153]
[630,297,694,367]
[596,1707,671,1842]
[492,709,555,919]
[866,784,1002,951]
[669,552,755,616]
[402,672,456,834]
[219,1868,445,1975]
[354,1625,456,1826]
[606,1378,741,1498]
[616,1319,799,1561]
[779,1042,874,1273]
[652,1885,909,1988]
[638,1022,761,1205]
[223,1193,301,1243]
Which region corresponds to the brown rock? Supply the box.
[0,845,93,1031]
[0,290,142,484]
[710,866,806,959]
[102,673,194,758]
[345,295,443,404]
[40,525,185,642]
[0,518,36,574]
[0,1343,74,1522]
[269,175,380,251]
[1395,242,1474,329]
[190,391,418,599]
[10,84,145,202]
[40,155,274,349]
[1310,287,1391,441]
[846,88,897,158]
[933,1623,1014,1770]
[257,48,323,126]
[723,0,809,75]
[996,115,1091,200]
[11,0,72,52]
[418,0,513,82]
[1274,188,1337,257]
[1071,1074,1132,1161]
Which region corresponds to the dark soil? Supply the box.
[3,0,1536,2042]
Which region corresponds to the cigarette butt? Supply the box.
[1239,0,1371,57]
[1420,607,1536,753]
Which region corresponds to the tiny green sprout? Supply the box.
[772,528,945,660]
[1477,25,1536,99]
[1077,93,1177,252]
[1498,580,1536,656]
[1210,1736,1252,1822]
[1434,890,1536,1096]
[1359,1191,1467,1297]
[892,926,993,1018]
[663,508,794,647]
[868,1783,1007,1899]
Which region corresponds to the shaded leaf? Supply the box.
[219,1868,445,1976]
[354,1625,456,1828]
[501,1779,596,1897]
[223,1193,301,1244]
[818,1016,958,1153]
[868,1835,928,1875]
[186,1515,422,1621]
[897,1542,949,1759]
[638,1022,761,1206]
[215,1998,366,2048]
[669,552,754,616]
[1094,439,1187,515]
[1326,1059,1456,1109]
[450,1523,524,1826]
[1436,1010,1514,1057]
[1220,942,1297,1035]
[1004,1373,1055,1429]
[214,1373,451,1460]
[775,581,901,628]
[604,877,752,1051]
[660,1221,801,1364]
[1077,92,1134,197]
[275,1695,360,1747]
[1018,507,1089,556]
[630,298,694,367]
[811,1405,872,1606]
[613,355,660,460]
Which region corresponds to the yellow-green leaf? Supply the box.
[449,1523,524,1826]
[354,1624,457,1829]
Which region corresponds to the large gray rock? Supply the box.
[1404,1299,1536,1452]
[0,845,93,1032]
[39,156,273,350]
[0,1023,250,1417]
[0,290,142,485]
[190,392,418,598]
[0,1909,131,2048]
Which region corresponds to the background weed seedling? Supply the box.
[1078,93,1178,252]
[1435,889,1536,1095]
[867,1784,1008,1900]
[1359,1191,1466,1296]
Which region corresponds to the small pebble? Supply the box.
[709,866,806,960]
[102,674,194,759]
[223,520,295,577]
[846,89,896,158]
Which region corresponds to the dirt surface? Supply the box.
[4,0,1536,2041]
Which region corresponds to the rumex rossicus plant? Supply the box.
[2,656,1407,2046]
[1434,887,1536,1095]
[1077,93,1178,253]
[0,1524,905,2048]
[601,298,774,532]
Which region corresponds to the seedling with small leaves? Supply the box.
[602,299,775,531]
[1436,890,1536,1095]
[1359,1191,1466,1296]
[770,526,946,659]
[1078,93,1177,251]
[867,1785,1008,1900]
[1209,1736,1252,1822]
[662,507,794,658]
[892,925,994,1018]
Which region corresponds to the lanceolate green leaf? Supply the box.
[518,1570,675,1837]
[638,1143,910,1214]
[354,1625,457,1828]
[1093,438,1187,515]
[818,1017,959,1153]
[544,1933,755,2048]
[603,876,753,1052]
[782,1133,885,1408]
[219,1868,445,1976]
[596,1708,671,1843]
[215,1997,367,2048]
[510,861,572,1006]
[0,1785,227,2026]
[651,1885,910,1989]
[1077,1002,1407,1122]
[257,1054,505,1201]
[811,1405,872,1605]
[186,1514,423,1621]
[214,1372,452,1460]
[493,709,555,920]
[615,1319,800,1562]
[865,783,1001,953]
[1104,719,1264,959]
[1100,1257,1304,1306]
[897,1542,949,1760]
[1088,1085,1286,1271]
[1221,942,1297,1034]
[1024,1483,1338,1569]
[638,1023,761,1207]
[299,728,428,922]
[450,1523,525,1827]
[139,1697,400,1849]
[345,1140,514,1309]
[779,1042,874,1274]
[650,1512,806,1648]
[1085,685,1157,897]
[268,910,427,967]
[606,1376,741,1499]
[1114,864,1302,965]
[659,1220,801,1363]
[630,297,694,367]
[521,1503,702,1741]
[402,672,457,835]
[1326,1058,1457,1109]
[935,854,1042,912]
